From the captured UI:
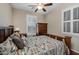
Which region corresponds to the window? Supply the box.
[62,6,79,35]
[73,7,79,33]
[26,15,37,36]
[73,7,79,19]
[73,21,79,33]
[64,10,71,21]
[63,10,71,33]
[64,22,70,32]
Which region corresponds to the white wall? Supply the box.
[0,3,12,26]
[13,8,46,33]
[46,3,79,52]
[0,3,46,33]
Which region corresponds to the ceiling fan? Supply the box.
[28,3,53,12]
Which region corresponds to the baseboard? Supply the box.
[70,49,79,55]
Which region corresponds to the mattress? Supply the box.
[0,35,68,55]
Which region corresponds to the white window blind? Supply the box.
[62,6,79,35]
[26,15,37,36]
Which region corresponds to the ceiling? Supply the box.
[11,3,59,14]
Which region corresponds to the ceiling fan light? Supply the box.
[37,6,42,9]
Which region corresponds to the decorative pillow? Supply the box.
[12,35,25,49]
[10,32,20,38]
[21,35,28,47]
[14,32,21,38]
[0,37,12,55]
[8,37,18,55]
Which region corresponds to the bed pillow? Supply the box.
[0,37,12,55]
[12,35,25,49]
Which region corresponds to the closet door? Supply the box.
[38,23,47,35]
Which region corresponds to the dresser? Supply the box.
[37,23,47,35]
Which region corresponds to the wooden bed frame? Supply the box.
[46,34,71,50]
[0,26,71,50]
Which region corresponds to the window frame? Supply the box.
[62,5,79,36]
[26,15,37,36]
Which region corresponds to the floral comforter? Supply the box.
[0,35,69,55]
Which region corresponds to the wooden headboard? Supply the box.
[0,25,14,43]
[46,34,71,50]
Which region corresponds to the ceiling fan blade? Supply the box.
[35,8,38,12]
[44,3,53,6]
[42,8,46,12]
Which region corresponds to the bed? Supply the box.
[0,26,71,55]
